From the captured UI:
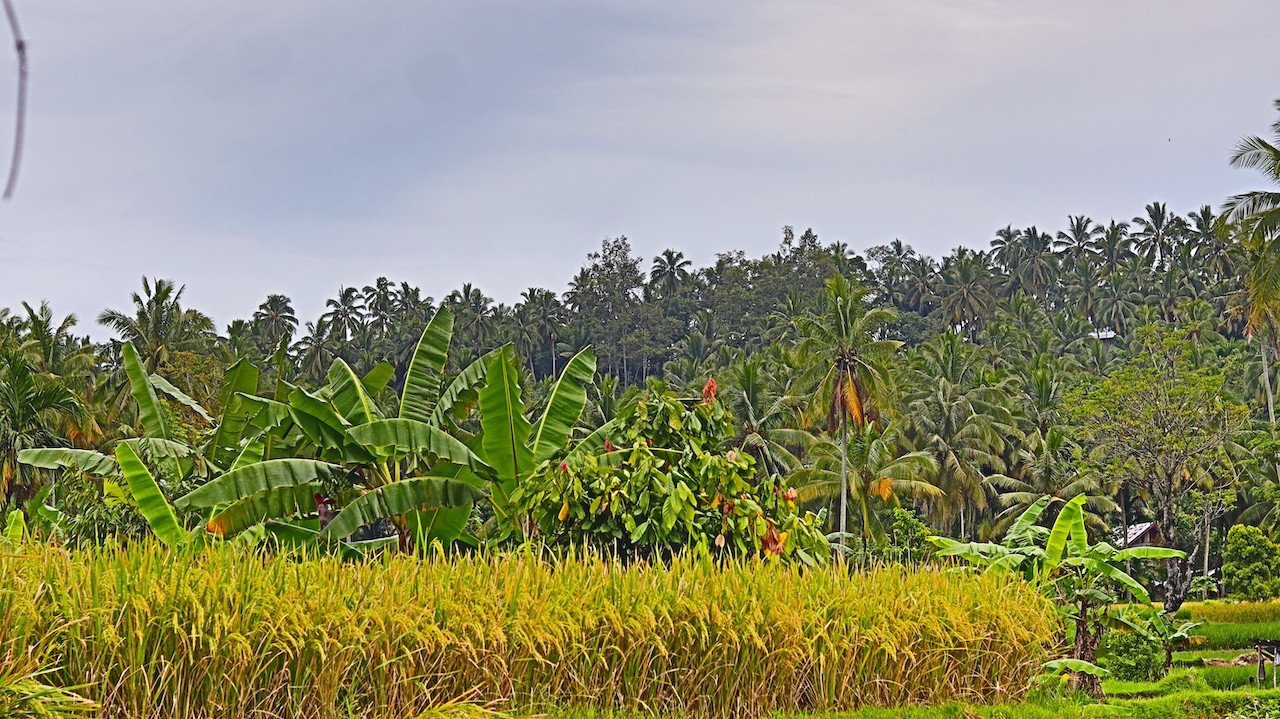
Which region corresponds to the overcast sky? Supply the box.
[0,1,1277,338]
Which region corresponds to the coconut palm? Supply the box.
[0,351,81,507]
[649,249,692,299]
[795,275,902,541]
[791,420,938,544]
[321,287,366,341]
[252,294,298,344]
[97,277,215,372]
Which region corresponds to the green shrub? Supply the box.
[0,543,1059,719]
[1223,525,1280,601]
[1102,630,1166,682]
[1225,697,1280,719]
[513,383,830,563]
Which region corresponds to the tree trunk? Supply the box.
[1261,338,1276,426]
[1071,602,1104,699]
[838,418,848,547]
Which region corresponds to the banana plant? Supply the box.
[931,494,1186,698]
[183,309,506,551]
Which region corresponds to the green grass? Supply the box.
[1104,666,1274,700]
[536,690,1280,719]
[1173,649,1251,666]
[1195,621,1280,650]
[1176,600,1280,625]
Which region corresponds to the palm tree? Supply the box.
[796,275,902,542]
[721,354,807,478]
[1132,202,1185,269]
[518,287,564,376]
[1224,98,1280,243]
[938,250,995,338]
[1055,215,1101,264]
[1092,220,1134,277]
[0,351,81,507]
[97,277,215,372]
[252,294,298,343]
[790,421,939,545]
[650,249,692,298]
[321,287,366,341]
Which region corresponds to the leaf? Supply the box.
[362,362,396,396]
[287,386,350,448]
[431,346,504,426]
[400,308,454,423]
[229,435,265,471]
[565,417,622,461]
[325,359,380,425]
[1043,658,1109,678]
[321,476,487,540]
[478,346,533,496]
[1046,495,1087,564]
[176,459,339,510]
[123,342,170,440]
[1114,546,1187,561]
[530,347,596,463]
[205,483,321,537]
[18,448,117,476]
[208,359,260,468]
[3,510,25,544]
[115,441,187,548]
[1005,495,1056,545]
[347,419,490,472]
[149,374,214,423]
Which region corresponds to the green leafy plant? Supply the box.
[513,380,830,563]
[931,494,1186,697]
[1222,524,1280,600]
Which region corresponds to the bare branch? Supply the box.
[2,0,26,200]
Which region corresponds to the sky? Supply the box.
[0,1,1277,338]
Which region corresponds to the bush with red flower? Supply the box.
[511,380,829,563]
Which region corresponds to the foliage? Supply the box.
[931,494,1186,697]
[0,543,1058,719]
[513,382,830,563]
[1222,524,1280,600]
[1101,629,1165,682]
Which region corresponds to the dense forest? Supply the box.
[3,100,1280,611]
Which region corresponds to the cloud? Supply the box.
[0,0,1275,336]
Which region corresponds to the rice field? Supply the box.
[0,543,1059,719]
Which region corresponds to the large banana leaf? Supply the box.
[362,362,396,396]
[18,447,117,476]
[400,309,453,423]
[122,342,170,440]
[230,435,265,471]
[205,483,322,537]
[3,510,25,544]
[326,359,380,425]
[149,374,214,423]
[208,359,260,468]
[529,347,596,463]
[176,459,339,510]
[1045,494,1086,566]
[1005,495,1056,545]
[406,465,482,548]
[478,346,533,496]
[321,476,486,540]
[115,442,188,547]
[347,419,490,471]
[287,386,350,449]
[430,346,504,426]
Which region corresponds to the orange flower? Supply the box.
[702,377,718,404]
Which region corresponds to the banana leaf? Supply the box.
[208,359,260,468]
[529,347,596,463]
[347,418,490,471]
[18,447,117,476]
[149,374,214,423]
[478,346,533,500]
[400,308,453,423]
[176,459,339,510]
[322,476,486,540]
[205,483,322,537]
[430,346,504,426]
[115,441,187,547]
[123,342,170,440]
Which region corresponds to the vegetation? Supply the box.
[1,95,1280,718]
[0,543,1056,719]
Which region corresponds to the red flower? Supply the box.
[702,377,718,404]
[559,461,569,473]
[604,438,616,453]
[783,487,798,502]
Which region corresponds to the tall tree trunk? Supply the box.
[1261,338,1276,425]
[839,418,848,547]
